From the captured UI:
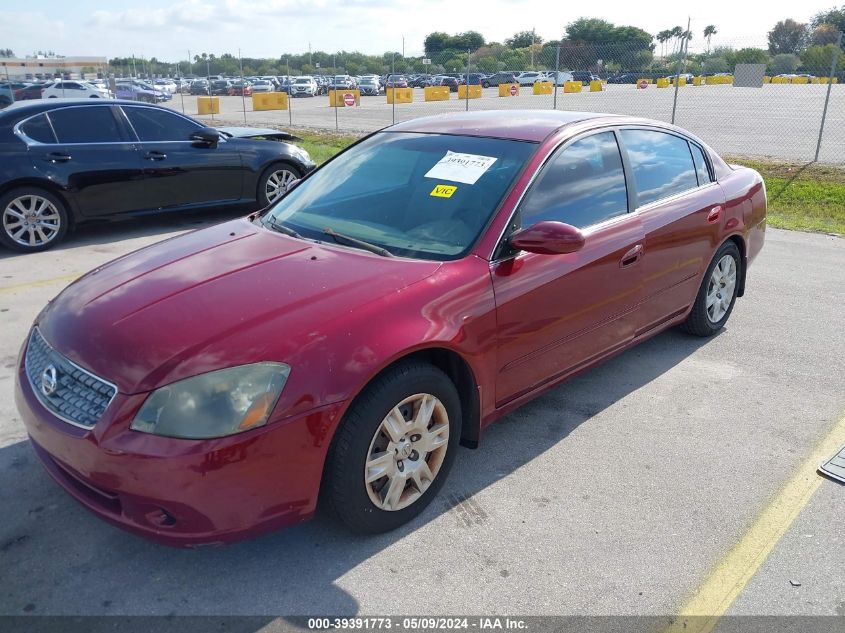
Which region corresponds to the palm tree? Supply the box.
[703,25,717,54]
[657,30,671,59]
[670,26,684,55]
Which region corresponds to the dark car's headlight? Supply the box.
[131,363,290,439]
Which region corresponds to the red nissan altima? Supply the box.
[16,111,766,546]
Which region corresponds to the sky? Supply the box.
[1,0,839,61]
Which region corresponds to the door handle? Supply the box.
[707,205,723,223]
[620,244,644,268]
[144,151,167,161]
[44,152,72,163]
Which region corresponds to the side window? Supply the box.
[123,107,200,142]
[689,143,712,185]
[519,131,628,229]
[20,114,56,144]
[620,129,698,206]
[65,82,81,90]
[48,107,127,144]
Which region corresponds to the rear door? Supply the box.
[119,105,244,210]
[618,128,726,334]
[27,105,146,217]
[491,130,645,405]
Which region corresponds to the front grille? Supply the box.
[24,328,117,429]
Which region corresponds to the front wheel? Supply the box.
[0,187,69,253]
[257,163,301,207]
[324,362,462,533]
[681,241,741,336]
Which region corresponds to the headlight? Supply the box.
[131,363,290,439]
[289,144,312,163]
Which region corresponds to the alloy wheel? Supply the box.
[706,254,737,323]
[2,194,62,247]
[364,393,450,512]
[265,168,298,204]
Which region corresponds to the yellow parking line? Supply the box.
[0,273,80,295]
[664,412,845,633]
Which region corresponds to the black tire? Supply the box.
[324,362,462,533]
[0,187,69,253]
[482,82,490,88]
[257,162,301,207]
[681,241,741,337]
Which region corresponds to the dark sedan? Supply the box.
[0,100,315,252]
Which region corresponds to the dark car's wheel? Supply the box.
[482,82,490,88]
[258,163,301,206]
[682,241,741,337]
[0,187,69,253]
[325,362,462,533]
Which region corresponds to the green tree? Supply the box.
[702,57,729,74]
[656,30,671,58]
[506,30,542,49]
[800,43,842,73]
[704,25,717,53]
[732,47,770,66]
[424,32,451,54]
[810,23,841,46]
[811,5,845,32]
[769,53,800,74]
[768,19,808,54]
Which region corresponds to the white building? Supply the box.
[0,55,108,80]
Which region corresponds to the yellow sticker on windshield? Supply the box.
[430,184,457,198]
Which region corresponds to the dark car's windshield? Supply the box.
[261,132,536,260]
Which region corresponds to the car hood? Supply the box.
[216,126,300,142]
[38,218,440,394]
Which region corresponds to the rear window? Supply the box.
[690,143,712,185]
[48,106,126,143]
[620,129,699,206]
[20,114,56,144]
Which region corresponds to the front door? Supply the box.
[492,130,644,406]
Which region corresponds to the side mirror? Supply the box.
[190,127,220,147]
[508,221,585,255]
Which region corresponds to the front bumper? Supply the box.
[16,357,345,547]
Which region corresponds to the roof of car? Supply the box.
[386,110,615,142]
[0,99,166,121]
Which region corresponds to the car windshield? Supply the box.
[260,132,536,260]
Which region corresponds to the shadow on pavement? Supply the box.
[0,328,715,618]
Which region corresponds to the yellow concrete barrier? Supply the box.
[532,81,553,95]
[763,76,771,84]
[386,87,413,103]
[589,80,603,92]
[563,81,582,93]
[693,76,703,86]
[252,92,288,111]
[656,78,670,88]
[791,75,809,84]
[424,86,450,101]
[772,76,786,84]
[833,77,839,84]
[457,85,482,99]
[197,96,219,115]
[499,83,520,97]
[329,90,361,107]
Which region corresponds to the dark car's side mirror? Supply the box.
[190,127,220,147]
[508,221,585,255]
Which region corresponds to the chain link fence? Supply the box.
[25,34,839,164]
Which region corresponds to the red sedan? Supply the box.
[15,111,766,546]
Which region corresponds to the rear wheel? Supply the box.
[325,362,462,533]
[681,241,741,336]
[0,187,69,253]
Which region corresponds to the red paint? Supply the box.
[343,92,355,107]
[15,112,767,546]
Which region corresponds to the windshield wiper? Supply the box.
[322,227,392,257]
[264,217,302,239]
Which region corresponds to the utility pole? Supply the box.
[188,50,191,77]
[309,42,312,67]
[815,31,843,161]
[531,27,535,69]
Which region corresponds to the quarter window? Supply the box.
[519,131,628,229]
[48,106,127,143]
[689,143,712,185]
[122,107,200,142]
[620,129,698,206]
[20,114,56,144]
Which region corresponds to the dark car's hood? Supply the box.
[38,219,440,394]
[216,127,300,142]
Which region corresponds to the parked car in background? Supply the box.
[329,75,356,90]
[431,76,459,92]
[385,75,408,88]
[481,72,517,88]
[228,80,253,96]
[42,81,112,99]
[0,99,315,252]
[154,79,177,94]
[539,71,575,86]
[15,82,50,101]
[115,82,164,103]
[11,110,766,545]
[358,76,381,95]
[515,71,543,86]
[189,79,210,95]
[290,76,318,97]
[250,79,275,93]
[607,73,640,84]
[571,71,600,85]
[459,73,486,86]
[209,79,232,96]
